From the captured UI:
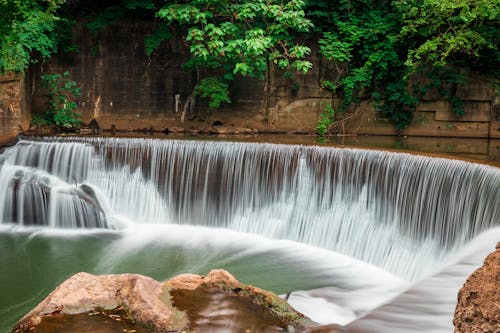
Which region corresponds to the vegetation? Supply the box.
[0,0,71,73]
[316,103,335,136]
[86,0,313,110]
[0,0,498,132]
[33,71,82,129]
[310,0,498,132]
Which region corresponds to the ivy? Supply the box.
[34,71,82,128]
[311,0,498,132]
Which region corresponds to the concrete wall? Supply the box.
[21,20,500,138]
[0,72,29,138]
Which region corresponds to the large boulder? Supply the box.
[453,242,500,333]
[12,269,311,332]
[11,272,187,332]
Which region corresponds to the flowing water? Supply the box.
[0,136,498,332]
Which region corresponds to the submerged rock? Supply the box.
[454,242,500,333]
[12,269,314,332]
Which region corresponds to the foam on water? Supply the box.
[347,227,500,332]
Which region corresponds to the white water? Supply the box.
[0,137,499,331]
[346,227,500,332]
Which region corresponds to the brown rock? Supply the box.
[304,324,350,332]
[232,126,253,134]
[165,269,241,291]
[12,269,311,333]
[204,269,241,288]
[165,273,204,290]
[165,269,308,332]
[168,126,184,133]
[453,242,500,333]
[12,272,187,333]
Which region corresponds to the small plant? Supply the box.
[316,102,335,136]
[36,71,82,128]
[194,76,231,110]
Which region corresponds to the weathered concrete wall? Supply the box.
[344,72,498,138]
[26,20,498,138]
[0,72,30,138]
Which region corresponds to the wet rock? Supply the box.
[167,127,184,133]
[12,269,312,333]
[203,125,253,134]
[303,324,350,332]
[79,128,93,134]
[78,184,107,227]
[164,269,311,331]
[232,126,253,134]
[87,119,100,129]
[453,242,500,333]
[207,125,230,134]
[11,272,188,333]
[165,269,309,332]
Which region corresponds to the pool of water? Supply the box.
[0,224,405,332]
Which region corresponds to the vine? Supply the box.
[33,71,82,129]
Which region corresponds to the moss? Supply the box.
[238,285,304,325]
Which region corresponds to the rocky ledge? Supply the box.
[12,269,333,333]
[454,242,500,333]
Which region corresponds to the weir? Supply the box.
[1,136,499,332]
[0,137,498,281]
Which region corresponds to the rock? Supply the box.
[87,118,100,129]
[203,125,253,134]
[165,269,239,291]
[79,128,92,134]
[12,269,312,332]
[232,126,253,134]
[168,126,184,133]
[165,269,309,332]
[209,125,230,134]
[303,324,350,332]
[11,272,187,333]
[453,242,500,333]
[165,273,204,290]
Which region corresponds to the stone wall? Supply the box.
[0,72,29,138]
[25,20,499,138]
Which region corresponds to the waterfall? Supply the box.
[0,136,498,281]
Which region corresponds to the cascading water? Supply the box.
[0,136,498,332]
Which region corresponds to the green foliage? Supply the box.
[86,1,314,108]
[157,0,313,105]
[194,77,231,109]
[36,71,82,128]
[145,24,172,56]
[2,0,497,128]
[0,0,68,73]
[397,0,500,72]
[315,2,415,128]
[316,102,335,136]
[311,0,498,129]
[87,0,156,32]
